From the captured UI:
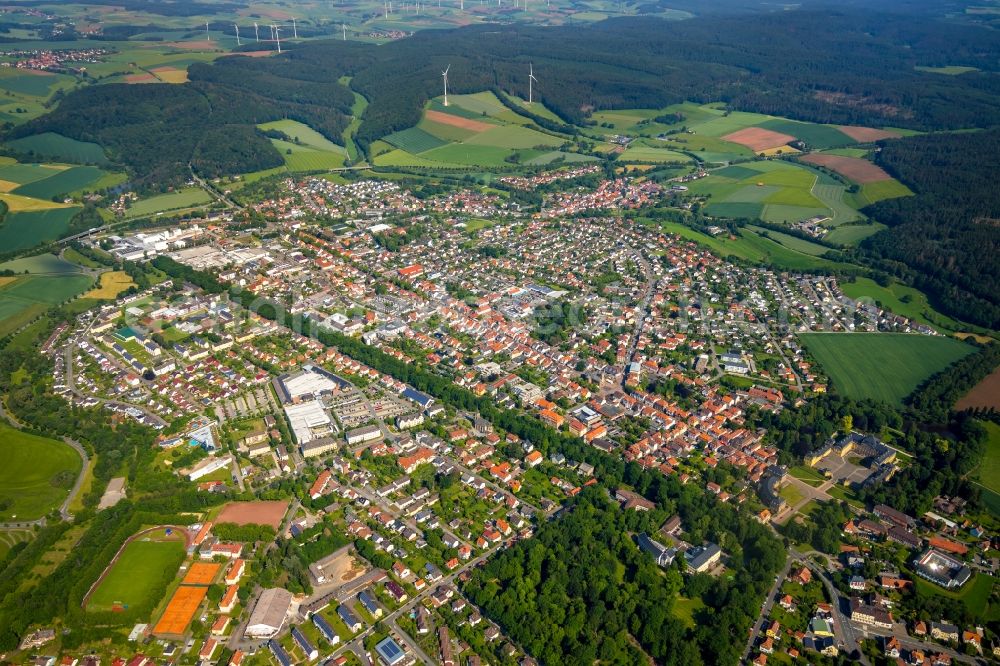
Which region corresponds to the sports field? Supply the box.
[216,500,288,529]
[0,423,82,521]
[87,532,187,612]
[153,585,208,635]
[800,333,974,406]
[182,561,221,585]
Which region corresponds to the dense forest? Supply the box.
[6,56,355,189]
[466,489,783,665]
[8,7,1000,187]
[860,130,1000,329]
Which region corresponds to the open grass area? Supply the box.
[672,596,705,629]
[800,333,974,406]
[382,126,448,153]
[839,277,962,331]
[618,141,693,164]
[125,187,211,219]
[656,221,854,272]
[824,223,885,246]
[973,423,1000,495]
[778,483,807,506]
[747,226,831,256]
[6,132,109,165]
[0,192,76,212]
[0,252,84,274]
[910,570,995,620]
[0,423,82,521]
[87,531,187,613]
[790,465,827,486]
[855,179,913,205]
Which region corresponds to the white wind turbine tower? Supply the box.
[254,22,260,42]
[273,24,282,53]
[343,23,347,40]
[205,21,211,41]
[292,17,298,38]
[442,64,451,106]
[234,24,241,46]
[528,63,537,105]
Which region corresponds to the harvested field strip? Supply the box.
[722,127,796,151]
[799,154,891,184]
[837,126,902,143]
[424,109,494,132]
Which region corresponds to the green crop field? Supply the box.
[824,223,885,246]
[418,118,478,142]
[0,162,63,185]
[0,207,80,251]
[747,226,831,255]
[757,119,855,149]
[810,182,862,225]
[373,148,461,168]
[974,423,1000,495]
[525,151,599,166]
[0,252,85,274]
[0,71,69,97]
[86,532,187,613]
[760,204,830,224]
[704,201,764,219]
[13,166,105,199]
[6,133,109,165]
[464,125,563,149]
[284,149,346,171]
[258,120,344,153]
[125,187,211,219]
[800,333,974,406]
[0,424,82,521]
[855,179,914,205]
[383,127,449,153]
[686,111,776,137]
[656,221,854,272]
[618,143,693,164]
[419,143,512,166]
[446,91,508,116]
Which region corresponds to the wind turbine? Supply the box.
[528,63,537,105]
[343,23,347,40]
[292,17,298,38]
[254,22,259,42]
[205,21,211,41]
[442,64,450,106]
[234,24,241,46]
[273,24,282,53]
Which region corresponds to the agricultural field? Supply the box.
[125,187,212,219]
[799,333,974,406]
[13,166,108,199]
[746,226,831,256]
[0,256,93,336]
[5,132,110,165]
[0,423,82,521]
[656,221,854,272]
[971,423,1000,495]
[823,223,885,246]
[956,369,1000,414]
[86,530,187,613]
[0,207,80,251]
[270,137,346,172]
[686,160,830,223]
[374,92,569,169]
[618,140,693,165]
[82,271,136,300]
